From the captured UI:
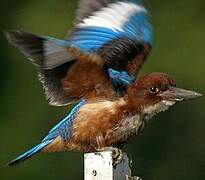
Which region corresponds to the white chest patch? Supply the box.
[143,100,176,121]
[110,100,175,144]
[78,2,146,32]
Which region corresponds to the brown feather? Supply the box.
[42,136,66,153]
[65,98,142,152]
[61,59,114,101]
[127,44,151,76]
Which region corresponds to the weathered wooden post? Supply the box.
[84,150,142,180]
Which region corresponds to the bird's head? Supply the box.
[126,72,202,119]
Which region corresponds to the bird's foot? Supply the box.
[97,147,123,167]
[126,175,142,180]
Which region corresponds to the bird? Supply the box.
[5,0,202,166]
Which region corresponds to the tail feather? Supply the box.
[7,139,53,166]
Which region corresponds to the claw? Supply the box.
[97,147,123,167]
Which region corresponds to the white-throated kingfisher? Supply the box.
[5,0,202,166]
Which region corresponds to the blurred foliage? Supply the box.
[0,0,204,179]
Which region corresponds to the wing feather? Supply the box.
[68,0,152,76]
[73,0,113,25]
[6,0,153,106]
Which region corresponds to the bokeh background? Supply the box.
[0,0,204,179]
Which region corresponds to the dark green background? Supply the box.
[0,0,204,179]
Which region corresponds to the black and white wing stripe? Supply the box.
[68,0,152,75]
[73,0,113,25]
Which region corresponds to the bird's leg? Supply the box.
[96,133,123,166]
[96,133,106,148]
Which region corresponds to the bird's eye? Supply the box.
[149,86,159,94]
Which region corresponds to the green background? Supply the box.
[0,0,204,179]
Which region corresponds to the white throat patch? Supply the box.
[143,100,176,121]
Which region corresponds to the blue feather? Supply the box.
[7,139,53,166]
[125,12,152,44]
[108,68,135,86]
[44,99,86,141]
[68,1,152,53]
[69,27,120,52]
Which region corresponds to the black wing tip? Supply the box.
[4,30,32,47]
[4,30,19,44]
[5,30,38,42]
[5,30,25,38]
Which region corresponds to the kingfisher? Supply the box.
[5,0,202,166]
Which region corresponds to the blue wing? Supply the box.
[71,0,152,45]
[67,0,152,75]
[69,4,152,51]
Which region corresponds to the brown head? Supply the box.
[126,72,202,118]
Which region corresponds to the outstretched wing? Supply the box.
[68,0,152,76]
[5,0,152,106]
[62,0,152,99]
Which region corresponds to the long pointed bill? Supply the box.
[159,87,202,101]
